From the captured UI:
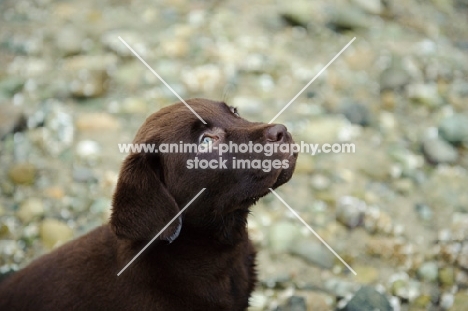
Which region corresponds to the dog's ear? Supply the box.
[110,153,181,242]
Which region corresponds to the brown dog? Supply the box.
[0,99,297,310]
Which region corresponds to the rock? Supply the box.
[17,198,44,223]
[453,292,468,311]
[76,113,119,131]
[268,221,302,253]
[439,267,455,287]
[458,243,468,270]
[101,30,146,57]
[407,84,443,108]
[300,116,351,143]
[340,102,371,126]
[72,167,97,183]
[63,55,116,98]
[380,63,411,92]
[354,265,379,284]
[280,13,309,28]
[327,7,369,32]
[0,104,27,139]
[414,203,433,221]
[55,26,86,56]
[0,77,24,97]
[281,296,307,311]
[439,114,468,144]
[294,155,314,174]
[304,292,333,311]
[336,196,366,229]
[76,140,101,159]
[351,0,383,15]
[417,262,439,282]
[324,278,358,297]
[422,138,458,165]
[343,286,392,311]
[289,239,335,269]
[69,69,108,98]
[8,163,37,185]
[440,292,454,310]
[40,219,73,249]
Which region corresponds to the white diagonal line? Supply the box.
[118,36,207,124]
[268,37,356,124]
[117,188,206,276]
[269,188,357,275]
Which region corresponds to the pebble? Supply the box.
[414,203,433,221]
[40,219,73,249]
[380,62,411,92]
[278,296,307,311]
[453,292,468,311]
[422,138,458,165]
[299,116,351,143]
[343,286,392,311]
[417,261,439,282]
[438,114,468,144]
[336,196,366,229]
[327,7,369,32]
[76,140,101,159]
[55,26,86,56]
[17,198,44,223]
[72,167,98,183]
[75,113,119,131]
[8,163,37,185]
[340,102,371,127]
[101,30,146,57]
[407,84,443,108]
[351,0,383,15]
[268,221,301,253]
[0,104,27,139]
[439,267,455,287]
[289,239,335,269]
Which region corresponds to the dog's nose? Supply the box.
[265,124,287,142]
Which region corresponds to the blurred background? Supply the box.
[1,0,468,310]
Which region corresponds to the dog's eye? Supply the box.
[230,106,239,117]
[200,135,214,145]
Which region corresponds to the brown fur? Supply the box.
[0,99,297,310]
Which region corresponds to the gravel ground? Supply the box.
[1,0,468,310]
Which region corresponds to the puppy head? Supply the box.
[111,98,297,242]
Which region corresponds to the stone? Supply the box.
[336,196,366,229]
[439,267,455,287]
[55,26,86,56]
[354,265,379,284]
[417,261,438,282]
[328,7,369,32]
[439,114,468,144]
[72,167,98,183]
[0,104,27,139]
[76,140,101,159]
[0,77,24,97]
[452,292,468,311]
[282,296,307,311]
[17,198,44,223]
[340,102,371,126]
[8,163,37,185]
[343,286,392,311]
[268,221,301,253]
[40,219,73,249]
[407,84,443,108]
[422,138,458,165]
[289,239,335,269]
[351,0,383,15]
[380,63,411,92]
[76,113,119,131]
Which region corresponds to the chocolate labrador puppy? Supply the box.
[0,99,297,310]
